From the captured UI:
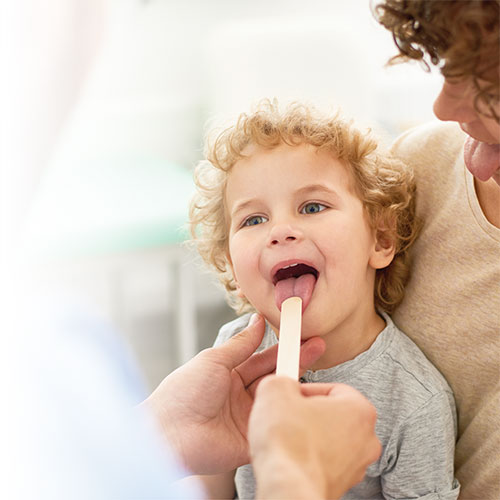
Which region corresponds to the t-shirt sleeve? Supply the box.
[213,313,253,347]
[381,391,460,500]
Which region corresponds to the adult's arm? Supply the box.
[140,314,326,475]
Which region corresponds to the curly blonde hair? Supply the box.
[373,0,500,121]
[190,101,421,314]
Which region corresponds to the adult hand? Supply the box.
[249,376,381,500]
[141,314,326,475]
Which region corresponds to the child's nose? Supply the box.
[268,223,303,246]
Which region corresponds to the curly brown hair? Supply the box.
[373,0,500,121]
[190,100,421,314]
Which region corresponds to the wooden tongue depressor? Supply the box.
[276,296,303,380]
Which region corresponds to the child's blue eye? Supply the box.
[301,202,327,214]
[243,215,268,226]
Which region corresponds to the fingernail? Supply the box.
[249,313,260,325]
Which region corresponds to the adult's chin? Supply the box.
[492,170,500,187]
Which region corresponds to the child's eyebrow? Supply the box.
[294,184,342,201]
[230,199,258,218]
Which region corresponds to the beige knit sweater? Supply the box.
[391,121,500,500]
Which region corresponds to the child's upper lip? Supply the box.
[270,259,320,284]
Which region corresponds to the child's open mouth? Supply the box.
[272,263,319,312]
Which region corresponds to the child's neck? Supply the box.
[309,308,386,371]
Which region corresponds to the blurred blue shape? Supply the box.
[7,292,203,499]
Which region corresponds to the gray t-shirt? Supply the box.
[215,312,460,500]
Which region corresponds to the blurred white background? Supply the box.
[1,0,442,390]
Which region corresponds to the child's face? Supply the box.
[225,142,391,340]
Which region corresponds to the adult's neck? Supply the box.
[474,176,500,228]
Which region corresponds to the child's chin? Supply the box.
[265,317,280,335]
[300,317,328,340]
[299,322,319,339]
[300,331,319,342]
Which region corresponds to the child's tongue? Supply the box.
[274,274,316,312]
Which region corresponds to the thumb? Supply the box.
[214,314,266,369]
[256,374,301,400]
[251,376,302,414]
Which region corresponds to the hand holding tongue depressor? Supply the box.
[276,296,302,380]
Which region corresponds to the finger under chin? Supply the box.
[237,334,325,388]
[234,343,279,387]
[298,336,326,375]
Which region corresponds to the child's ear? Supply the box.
[369,228,396,270]
[231,273,246,299]
[234,282,246,298]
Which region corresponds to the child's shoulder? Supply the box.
[214,313,277,351]
[379,313,455,404]
[360,314,457,450]
[214,313,253,346]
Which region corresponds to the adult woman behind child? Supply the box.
[374,1,500,498]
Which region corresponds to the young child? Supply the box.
[189,100,460,500]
